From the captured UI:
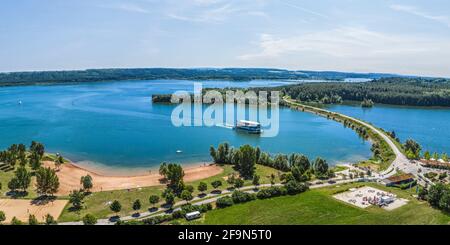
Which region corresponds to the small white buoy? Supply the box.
[176,150,182,153]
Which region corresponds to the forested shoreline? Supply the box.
[280,77,450,107]
[0,68,401,86]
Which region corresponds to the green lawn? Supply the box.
[182,183,450,225]
[58,164,281,222]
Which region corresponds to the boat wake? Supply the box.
[215,123,234,129]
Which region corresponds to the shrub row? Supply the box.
[218,181,309,209]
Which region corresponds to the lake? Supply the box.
[327,103,450,154]
[0,80,371,174]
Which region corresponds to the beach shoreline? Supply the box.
[43,160,224,196]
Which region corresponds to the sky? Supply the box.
[1,0,450,77]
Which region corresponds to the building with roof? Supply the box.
[382,173,415,187]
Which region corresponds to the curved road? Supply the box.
[283,98,412,178]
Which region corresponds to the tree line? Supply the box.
[419,183,450,213]
[209,142,334,180]
[0,68,404,87]
[279,77,450,106]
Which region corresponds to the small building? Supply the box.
[382,173,415,187]
[185,211,201,221]
[380,196,395,204]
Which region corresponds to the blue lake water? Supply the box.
[0,80,371,174]
[327,103,450,154]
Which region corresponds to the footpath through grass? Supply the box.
[183,182,450,225]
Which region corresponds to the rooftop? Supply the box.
[385,173,415,183]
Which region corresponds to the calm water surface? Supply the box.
[327,103,450,154]
[0,80,371,173]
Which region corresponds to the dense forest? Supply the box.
[0,68,402,86]
[280,77,450,107]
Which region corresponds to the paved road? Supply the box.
[59,177,365,225]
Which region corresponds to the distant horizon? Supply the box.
[1,1,450,78]
[1,66,447,79]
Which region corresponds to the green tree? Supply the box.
[227,173,236,185]
[69,189,85,210]
[132,199,142,212]
[403,139,421,160]
[0,211,5,224]
[423,151,431,160]
[211,180,222,190]
[197,182,207,194]
[442,153,449,162]
[82,214,97,225]
[28,214,38,225]
[181,190,193,203]
[14,166,31,192]
[237,145,256,179]
[185,185,194,193]
[110,200,122,215]
[45,214,57,225]
[432,152,440,160]
[234,178,244,189]
[163,163,185,195]
[7,178,19,192]
[30,141,45,159]
[209,146,218,163]
[36,167,60,196]
[159,162,168,179]
[149,195,160,208]
[252,175,260,188]
[29,152,42,170]
[438,190,450,211]
[80,175,93,192]
[10,217,23,225]
[313,157,329,178]
[162,188,175,207]
[270,173,276,186]
[428,183,446,207]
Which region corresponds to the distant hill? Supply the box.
[0,68,410,86]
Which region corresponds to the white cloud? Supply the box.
[390,4,450,28]
[237,27,450,77]
[280,1,329,19]
[238,27,447,60]
[166,0,268,23]
[101,3,150,14]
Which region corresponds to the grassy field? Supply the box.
[181,182,450,225]
[58,164,281,221]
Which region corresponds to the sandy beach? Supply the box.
[43,161,223,196]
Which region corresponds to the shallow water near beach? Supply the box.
[0,80,372,173]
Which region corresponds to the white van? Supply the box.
[185,211,201,221]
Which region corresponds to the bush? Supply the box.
[256,186,287,199]
[171,210,184,219]
[231,190,256,204]
[216,196,234,208]
[82,214,97,225]
[142,215,173,225]
[180,203,213,215]
[285,181,309,195]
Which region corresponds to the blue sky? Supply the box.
[1,0,450,77]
